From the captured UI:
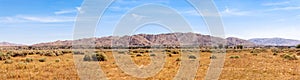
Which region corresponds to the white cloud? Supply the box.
[0,15,75,23]
[0,17,27,23]
[268,6,300,11]
[17,15,75,23]
[55,7,82,15]
[109,6,130,11]
[54,10,77,15]
[221,7,251,16]
[262,1,290,6]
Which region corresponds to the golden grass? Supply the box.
[0,49,299,80]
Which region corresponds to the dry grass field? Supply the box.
[0,48,299,80]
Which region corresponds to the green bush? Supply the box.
[94,53,107,61]
[55,59,60,62]
[26,58,33,62]
[73,51,85,55]
[84,53,108,61]
[189,55,197,59]
[150,53,156,56]
[230,55,240,59]
[282,54,298,60]
[83,55,91,61]
[210,55,217,59]
[0,52,6,60]
[39,58,46,62]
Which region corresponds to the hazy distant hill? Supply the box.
[33,33,255,47]
[248,38,300,46]
[0,42,25,46]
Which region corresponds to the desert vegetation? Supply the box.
[0,46,299,79]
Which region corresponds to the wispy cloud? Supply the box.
[268,6,300,11]
[262,1,290,6]
[0,15,75,23]
[221,7,251,16]
[54,7,81,15]
[54,10,77,15]
[17,15,75,23]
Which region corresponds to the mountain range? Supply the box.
[32,32,255,47]
[1,33,299,47]
[0,42,25,46]
[248,38,300,46]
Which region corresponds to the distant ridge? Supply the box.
[248,38,300,46]
[0,42,25,46]
[32,32,256,47]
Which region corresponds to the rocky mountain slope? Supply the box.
[33,33,255,47]
[0,42,25,46]
[248,38,300,46]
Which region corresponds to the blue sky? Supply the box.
[0,0,300,45]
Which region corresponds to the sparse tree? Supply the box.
[237,45,243,49]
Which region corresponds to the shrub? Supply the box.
[230,55,240,59]
[83,55,91,61]
[136,54,142,57]
[84,53,108,61]
[62,50,72,54]
[39,58,46,62]
[236,45,243,49]
[26,58,33,62]
[73,51,85,55]
[296,44,300,48]
[172,51,179,54]
[210,55,217,59]
[176,58,181,61]
[189,55,197,59]
[4,60,13,64]
[96,53,107,61]
[168,54,172,57]
[0,52,6,60]
[16,62,27,69]
[55,59,60,62]
[118,51,126,54]
[282,54,298,60]
[150,54,156,56]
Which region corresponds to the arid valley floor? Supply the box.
[0,48,299,80]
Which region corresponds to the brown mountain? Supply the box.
[33,33,255,47]
[0,42,25,46]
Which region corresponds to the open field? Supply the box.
[0,48,299,80]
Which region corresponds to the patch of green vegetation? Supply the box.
[210,55,217,59]
[188,55,197,59]
[25,58,33,62]
[230,55,240,59]
[39,58,46,62]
